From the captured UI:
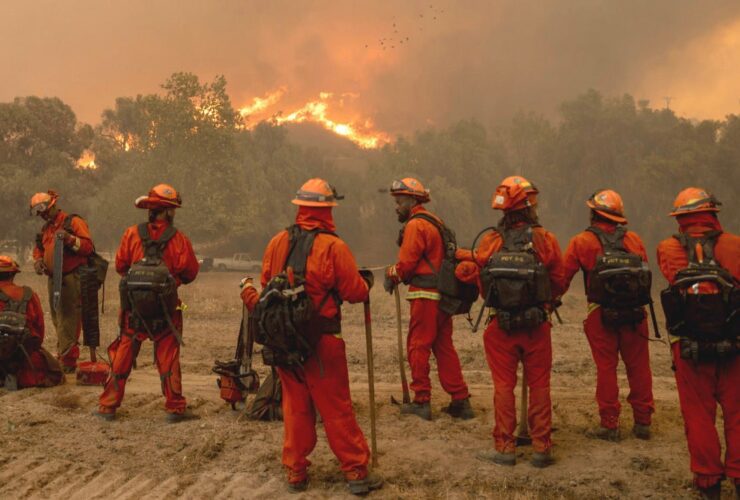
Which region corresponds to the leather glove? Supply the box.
[359,269,374,290]
[239,277,255,290]
[383,275,395,294]
[33,260,47,275]
[60,231,79,250]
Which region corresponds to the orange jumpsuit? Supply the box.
[563,221,654,429]
[98,220,199,415]
[391,205,469,404]
[457,223,565,453]
[33,210,94,368]
[0,281,62,388]
[657,213,740,489]
[242,206,371,484]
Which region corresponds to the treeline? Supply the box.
[1,73,737,265]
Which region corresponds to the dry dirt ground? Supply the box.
[0,270,734,499]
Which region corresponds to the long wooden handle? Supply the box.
[363,300,378,468]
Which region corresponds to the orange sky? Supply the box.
[2,0,740,132]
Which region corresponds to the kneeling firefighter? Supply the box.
[384,177,474,421]
[562,189,655,441]
[96,184,199,422]
[241,178,383,495]
[0,256,63,390]
[656,188,739,499]
[456,176,565,468]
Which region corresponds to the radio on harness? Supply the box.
[253,225,340,368]
[660,231,739,361]
[585,225,652,326]
[480,225,552,331]
[119,224,181,342]
[399,213,478,316]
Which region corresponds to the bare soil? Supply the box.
[0,271,731,499]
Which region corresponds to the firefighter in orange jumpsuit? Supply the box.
[562,189,654,441]
[656,188,740,500]
[96,184,199,422]
[241,178,383,495]
[0,256,63,389]
[384,177,472,420]
[456,176,565,468]
[30,190,95,372]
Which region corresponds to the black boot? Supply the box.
[585,426,620,442]
[442,397,475,420]
[287,479,308,494]
[400,401,432,421]
[530,451,555,468]
[347,473,384,496]
[698,482,721,500]
[477,450,516,466]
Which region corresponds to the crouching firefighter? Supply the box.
[240,178,383,495]
[456,176,565,468]
[562,189,655,441]
[657,188,740,499]
[96,184,199,423]
[30,190,97,373]
[0,256,63,390]
[384,177,475,421]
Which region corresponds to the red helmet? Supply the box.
[586,189,627,224]
[0,256,20,274]
[669,187,721,217]
[29,190,59,216]
[292,178,344,207]
[135,184,182,210]
[389,177,431,203]
[492,176,538,212]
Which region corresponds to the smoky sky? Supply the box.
[3,0,740,133]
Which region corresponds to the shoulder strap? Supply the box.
[586,225,627,254]
[407,212,449,274]
[0,287,32,314]
[63,214,80,234]
[284,225,336,277]
[501,225,534,252]
[673,230,723,265]
[138,223,177,261]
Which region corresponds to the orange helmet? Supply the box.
[586,189,627,224]
[29,190,59,216]
[669,187,721,217]
[0,256,20,274]
[492,175,538,212]
[389,177,430,203]
[292,178,344,207]
[135,184,182,210]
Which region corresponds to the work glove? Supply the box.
[60,231,79,250]
[33,260,47,276]
[359,269,374,290]
[239,277,255,290]
[384,265,400,294]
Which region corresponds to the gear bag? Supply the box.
[660,231,738,343]
[0,288,32,361]
[585,225,652,326]
[400,213,478,315]
[253,225,340,368]
[480,225,551,330]
[247,368,283,421]
[119,224,180,339]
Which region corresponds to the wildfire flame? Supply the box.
[238,89,390,149]
[76,149,97,169]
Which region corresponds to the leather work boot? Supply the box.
[347,473,384,496]
[442,397,475,420]
[530,451,555,468]
[477,450,516,466]
[585,426,620,442]
[166,409,198,424]
[632,424,651,440]
[698,482,721,500]
[400,401,432,421]
[92,410,115,422]
[287,479,308,494]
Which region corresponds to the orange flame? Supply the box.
[76,150,97,169]
[238,89,391,149]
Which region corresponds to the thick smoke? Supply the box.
[1,0,739,130]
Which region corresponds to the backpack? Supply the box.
[585,226,652,326]
[479,225,552,331]
[253,225,340,368]
[0,288,32,362]
[119,224,180,338]
[660,231,739,342]
[401,213,478,315]
[247,368,283,421]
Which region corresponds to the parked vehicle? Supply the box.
[208,253,261,272]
